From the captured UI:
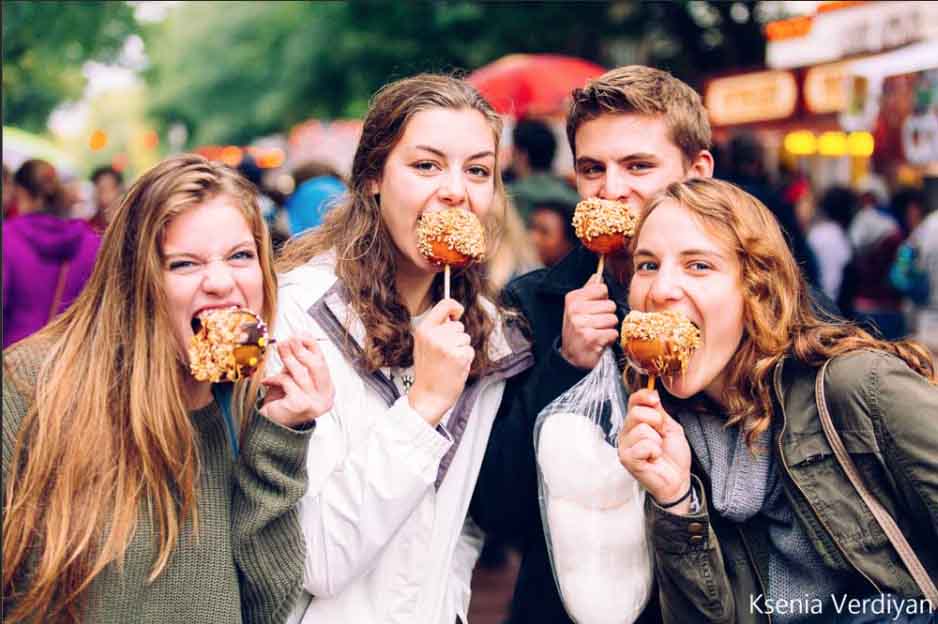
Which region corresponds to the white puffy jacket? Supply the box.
[274,253,532,624]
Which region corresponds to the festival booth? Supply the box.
[703,0,938,190]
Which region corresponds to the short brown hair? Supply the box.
[566,65,711,164]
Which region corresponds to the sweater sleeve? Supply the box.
[233,411,314,624]
[2,345,41,487]
[2,366,27,487]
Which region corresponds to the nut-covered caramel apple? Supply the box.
[572,198,638,255]
[620,310,701,377]
[416,208,486,269]
[188,307,270,382]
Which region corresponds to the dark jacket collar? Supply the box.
[536,244,599,296]
[537,244,631,319]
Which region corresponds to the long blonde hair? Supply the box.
[277,73,508,377]
[633,178,936,446]
[3,154,277,623]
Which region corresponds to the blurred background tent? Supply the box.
[3,126,79,179]
[466,54,606,119]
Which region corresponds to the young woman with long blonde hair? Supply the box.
[618,178,937,623]
[275,74,533,624]
[3,154,334,623]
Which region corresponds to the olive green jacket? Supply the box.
[646,350,938,623]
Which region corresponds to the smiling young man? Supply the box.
[469,65,714,624]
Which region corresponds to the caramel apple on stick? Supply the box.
[620,310,701,390]
[188,306,271,383]
[417,208,485,299]
[572,198,638,277]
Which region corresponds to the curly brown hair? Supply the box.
[277,73,508,377]
[632,178,936,446]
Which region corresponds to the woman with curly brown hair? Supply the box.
[3,154,334,624]
[617,177,938,623]
[275,74,533,624]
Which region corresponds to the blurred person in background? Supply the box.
[284,160,346,237]
[891,187,927,236]
[843,174,906,339]
[725,132,820,286]
[525,196,578,268]
[799,185,855,303]
[237,153,292,252]
[508,117,580,223]
[3,163,19,220]
[88,165,124,233]
[487,194,540,290]
[896,187,938,360]
[3,159,101,349]
[65,178,96,222]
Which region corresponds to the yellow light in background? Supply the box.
[847,131,874,157]
[784,130,816,156]
[818,131,848,156]
[89,129,108,151]
[220,145,243,167]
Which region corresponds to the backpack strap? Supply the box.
[815,359,938,604]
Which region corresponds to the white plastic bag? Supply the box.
[534,348,653,624]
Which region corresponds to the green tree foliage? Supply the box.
[143,0,769,146]
[2,0,137,132]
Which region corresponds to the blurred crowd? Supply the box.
[3,120,936,357]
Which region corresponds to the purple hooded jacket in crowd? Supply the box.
[3,213,102,349]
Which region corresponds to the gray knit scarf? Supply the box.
[679,407,851,623]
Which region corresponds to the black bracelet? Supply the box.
[656,483,693,509]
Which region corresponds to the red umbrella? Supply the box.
[467,54,607,118]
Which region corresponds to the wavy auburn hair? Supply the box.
[277,73,508,376]
[633,178,936,446]
[3,154,277,623]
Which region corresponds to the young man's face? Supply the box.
[528,207,574,267]
[573,113,713,213]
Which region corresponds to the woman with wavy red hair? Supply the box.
[618,178,937,623]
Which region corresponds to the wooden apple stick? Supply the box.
[646,374,656,391]
[444,264,451,300]
[596,253,605,278]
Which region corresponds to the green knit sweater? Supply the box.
[2,341,313,624]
